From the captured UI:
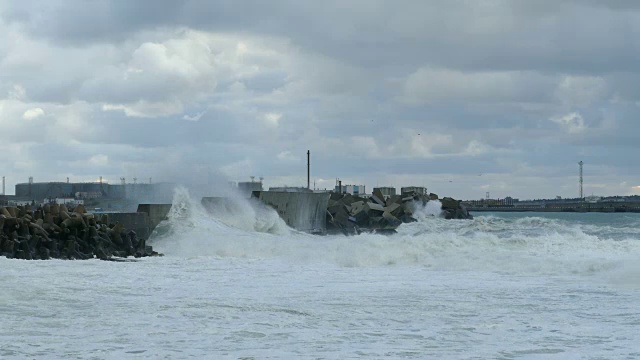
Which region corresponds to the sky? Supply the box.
[1,0,640,200]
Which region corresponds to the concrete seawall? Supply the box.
[100,204,172,241]
[137,204,172,232]
[104,212,152,240]
[253,191,331,233]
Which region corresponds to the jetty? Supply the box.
[1,203,172,260]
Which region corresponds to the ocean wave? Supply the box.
[149,189,640,276]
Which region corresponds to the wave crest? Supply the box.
[149,190,640,276]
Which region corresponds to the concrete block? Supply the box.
[371,189,386,206]
[351,208,369,224]
[106,212,151,240]
[341,194,357,205]
[327,203,347,215]
[384,203,403,217]
[349,201,365,214]
[440,197,459,209]
[385,195,402,206]
[367,202,385,213]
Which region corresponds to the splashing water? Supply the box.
[149,189,640,279]
[410,199,443,220]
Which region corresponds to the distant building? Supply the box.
[14,181,175,203]
[46,198,84,206]
[8,200,34,207]
[268,187,311,192]
[75,191,102,199]
[238,181,263,195]
[401,186,427,195]
[334,184,365,195]
[373,187,396,197]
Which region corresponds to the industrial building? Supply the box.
[401,186,427,195]
[373,187,396,197]
[237,179,263,196]
[334,184,365,195]
[13,180,175,207]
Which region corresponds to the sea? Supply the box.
[2,189,640,359]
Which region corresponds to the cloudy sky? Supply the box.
[1,0,640,200]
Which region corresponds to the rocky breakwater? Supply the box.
[326,189,472,235]
[0,204,161,260]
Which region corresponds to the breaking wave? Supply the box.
[149,189,640,279]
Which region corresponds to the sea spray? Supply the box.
[410,199,443,220]
[150,189,640,276]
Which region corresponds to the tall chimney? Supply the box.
[2,176,4,195]
[338,180,342,194]
[307,150,310,190]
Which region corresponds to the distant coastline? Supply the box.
[464,200,640,213]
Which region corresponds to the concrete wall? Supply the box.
[254,191,330,233]
[137,204,172,232]
[103,212,151,240]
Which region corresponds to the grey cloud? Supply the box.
[5,1,640,74]
[3,1,640,199]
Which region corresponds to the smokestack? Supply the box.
[338,180,342,194]
[2,176,4,195]
[307,150,310,190]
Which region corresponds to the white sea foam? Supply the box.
[409,199,443,220]
[150,190,640,276]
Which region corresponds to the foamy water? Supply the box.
[1,189,640,359]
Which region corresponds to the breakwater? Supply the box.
[253,191,330,233]
[1,203,166,260]
[326,190,472,235]
[201,190,472,235]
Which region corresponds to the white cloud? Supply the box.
[550,112,587,134]
[263,112,282,127]
[89,154,109,166]
[554,75,608,107]
[22,107,45,120]
[3,2,640,199]
[183,110,207,121]
[9,84,26,100]
[219,158,255,179]
[276,150,298,162]
[102,101,184,118]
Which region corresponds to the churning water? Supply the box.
[2,188,640,359]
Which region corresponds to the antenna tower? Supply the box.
[579,161,584,199]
